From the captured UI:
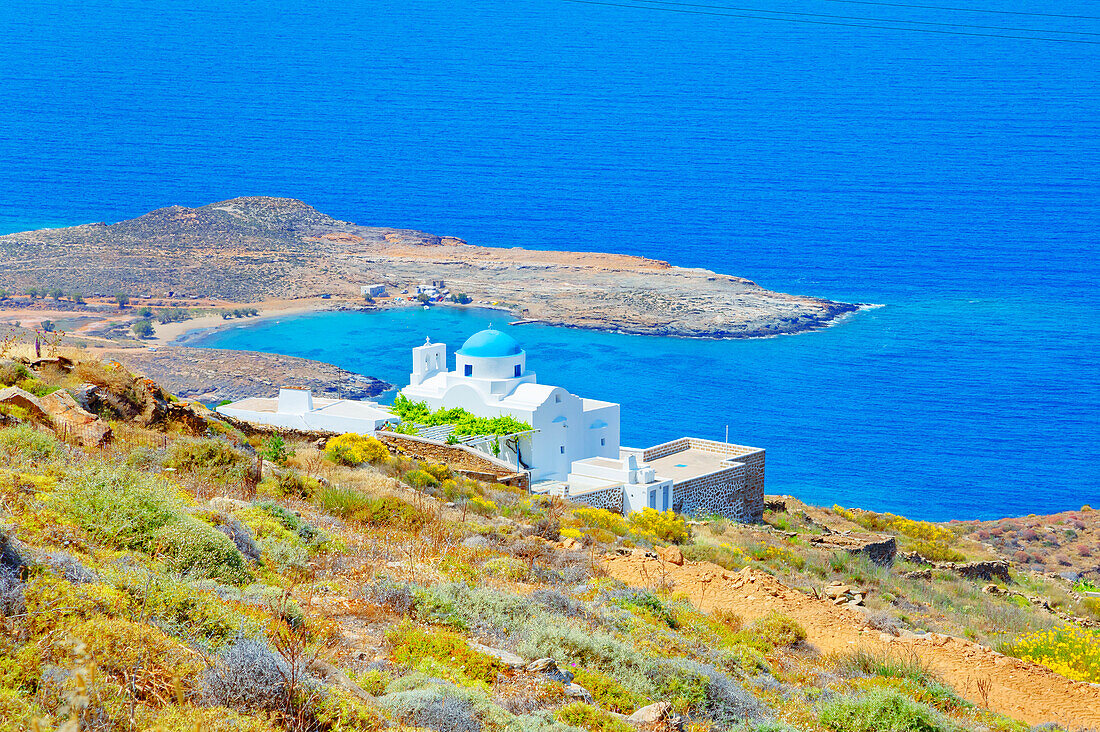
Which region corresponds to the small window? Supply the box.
[555,394,562,403]
[514,364,521,377]
[560,446,565,454]
[600,438,606,446]
[464,364,473,376]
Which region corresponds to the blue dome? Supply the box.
[457,329,521,358]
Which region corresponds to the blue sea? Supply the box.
[1,0,1097,519]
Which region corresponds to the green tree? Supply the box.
[115,292,130,308]
[71,293,85,304]
[40,320,56,333]
[450,293,471,304]
[48,288,64,300]
[26,287,39,299]
[137,305,153,318]
[132,320,154,338]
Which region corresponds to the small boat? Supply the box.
[423,305,430,310]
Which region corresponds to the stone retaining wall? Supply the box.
[376,432,530,491]
[568,485,625,514]
[675,463,749,521]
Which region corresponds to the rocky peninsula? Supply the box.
[0,197,861,339]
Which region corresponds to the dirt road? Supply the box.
[603,553,1100,730]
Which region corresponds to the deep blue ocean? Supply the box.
[1,0,1097,519]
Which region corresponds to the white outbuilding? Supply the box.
[217,388,399,434]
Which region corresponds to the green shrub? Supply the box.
[736,611,806,653]
[404,468,439,490]
[316,484,373,518]
[52,463,183,551]
[0,424,61,465]
[325,433,388,466]
[423,462,452,482]
[0,362,31,386]
[351,495,432,530]
[142,705,280,732]
[387,622,503,685]
[258,434,294,466]
[571,668,642,714]
[555,702,634,732]
[484,556,527,581]
[818,688,949,732]
[628,508,691,544]
[573,506,629,536]
[467,494,498,517]
[612,591,678,629]
[270,469,316,498]
[165,437,249,476]
[255,500,326,545]
[717,643,771,674]
[155,517,252,585]
[264,539,311,576]
[391,394,532,437]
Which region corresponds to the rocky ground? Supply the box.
[108,346,392,403]
[0,196,862,339]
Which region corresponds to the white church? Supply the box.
[398,328,766,521]
[217,327,765,521]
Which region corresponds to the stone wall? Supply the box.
[674,463,749,521]
[568,485,624,514]
[641,438,765,523]
[376,432,529,491]
[641,437,761,462]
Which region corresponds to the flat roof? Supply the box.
[644,448,740,482]
[224,397,339,414]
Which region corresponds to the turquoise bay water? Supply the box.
[1,0,1097,518]
[195,302,1096,521]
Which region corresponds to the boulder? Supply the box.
[39,390,112,447]
[467,641,526,669]
[0,386,47,421]
[210,497,250,513]
[627,701,672,724]
[657,545,684,566]
[563,682,593,704]
[525,657,573,683]
[462,535,490,549]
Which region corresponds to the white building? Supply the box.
[401,329,620,482]
[568,454,674,514]
[217,388,399,434]
[361,284,387,298]
[399,329,765,521]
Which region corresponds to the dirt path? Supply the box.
[603,553,1100,730]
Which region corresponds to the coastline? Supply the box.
[163,298,874,348]
[153,300,338,346]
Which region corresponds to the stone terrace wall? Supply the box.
[640,437,765,522]
[674,463,749,522]
[642,437,761,462]
[568,485,624,514]
[376,432,530,491]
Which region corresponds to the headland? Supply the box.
[0,196,862,340]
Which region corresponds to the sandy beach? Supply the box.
[149,299,337,346]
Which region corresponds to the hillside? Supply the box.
[0,197,860,339]
[1,347,1098,732]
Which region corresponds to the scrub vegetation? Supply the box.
[0,346,1095,731]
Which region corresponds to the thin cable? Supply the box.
[633,0,1100,36]
[563,0,1100,44]
[817,0,1100,21]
